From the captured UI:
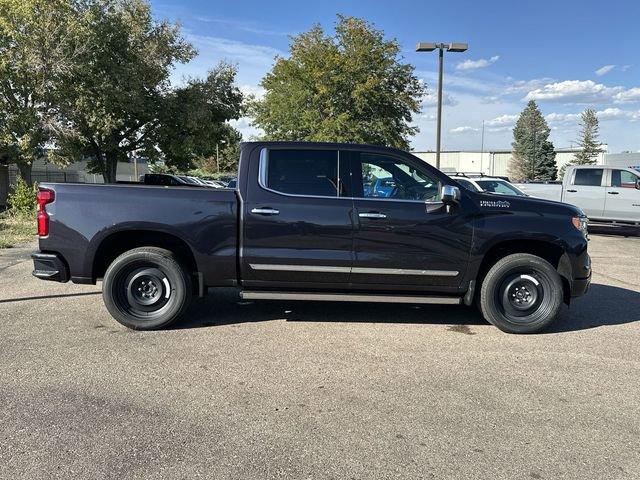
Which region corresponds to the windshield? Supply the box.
[476,180,527,196]
[455,178,481,192]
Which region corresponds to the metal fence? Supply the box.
[8,169,85,184]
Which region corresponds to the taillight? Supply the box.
[36,188,55,236]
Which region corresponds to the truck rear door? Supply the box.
[563,168,605,219]
[603,168,640,222]
[241,146,353,289]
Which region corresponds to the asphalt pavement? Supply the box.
[0,233,639,479]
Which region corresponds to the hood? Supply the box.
[472,191,584,217]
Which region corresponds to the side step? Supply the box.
[240,291,462,305]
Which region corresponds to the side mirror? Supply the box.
[636,178,640,190]
[441,185,461,205]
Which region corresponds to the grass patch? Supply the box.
[0,212,36,248]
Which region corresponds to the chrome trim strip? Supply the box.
[249,264,458,276]
[241,291,462,304]
[358,212,387,219]
[351,267,459,276]
[249,263,351,273]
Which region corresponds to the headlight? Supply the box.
[571,216,589,237]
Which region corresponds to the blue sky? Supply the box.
[152,0,640,153]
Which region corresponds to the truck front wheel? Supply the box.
[102,247,192,330]
[479,253,563,334]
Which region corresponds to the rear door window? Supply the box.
[262,149,339,197]
[573,169,603,186]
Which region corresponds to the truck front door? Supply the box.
[347,150,472,291]
[604,168,640,222]
[241,147,354,289]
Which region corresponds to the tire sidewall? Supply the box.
[480,254,563,334]
[102,248,190,330]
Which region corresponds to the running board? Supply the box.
[240,291,462,305]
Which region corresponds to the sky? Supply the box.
[151,0,640,153]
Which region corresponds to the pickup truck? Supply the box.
[31,141,591,334]
[516,165,640,225]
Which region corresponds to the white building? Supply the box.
[413,146,609,179]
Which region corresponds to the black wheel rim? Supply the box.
[112,262,174,320]
[495,268,553,325]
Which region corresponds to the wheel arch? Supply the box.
[91,229,199,282]
[475,239,570,304]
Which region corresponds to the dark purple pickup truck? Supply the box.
[32,141,591,333]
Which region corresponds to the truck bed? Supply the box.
[37,183,239,286]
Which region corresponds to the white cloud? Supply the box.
[595,65,616,76]
[229,117,263,140]
[545,112,581,124]
[613,87,640,103]
[503,78,555,95]
[455,55,499,71]
[422,91,458,107]
[485,114,519,127]
[524,80,625,104]
[596,107,640,121]
[449,126,479,134]
[239,84,266,101]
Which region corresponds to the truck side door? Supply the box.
[563,168,605,219]
[603,168,640,222]
[241,146,354,289]
[347,150,472,291]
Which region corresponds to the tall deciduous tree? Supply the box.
[53,0,244,183]
[0,0,82,184]
[53,0,195,183]
[155,63,244,172]
[251,15,426,150]
[509,100,557,181]
[573,108,600,165]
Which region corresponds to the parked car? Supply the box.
[516,165,640,225]
[141,174,201,187]
[451,174,528,197]
[31,142,590,334]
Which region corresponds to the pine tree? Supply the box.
[508,100,557,182]
[573,108,600,165]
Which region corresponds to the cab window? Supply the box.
[354,153,441,202]
[262,149,339,197]
[611,169,639,188]
[573,169,603,186]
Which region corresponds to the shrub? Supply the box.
[7,176,38,217]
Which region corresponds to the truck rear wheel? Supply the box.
[102,247,192,330]
[479,253,563,334]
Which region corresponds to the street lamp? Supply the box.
[216,139,227,173]
[416,42,468,170]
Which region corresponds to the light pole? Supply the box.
[416,42,468,170]
[216,140,227,173]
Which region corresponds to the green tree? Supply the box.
[155,63,244,172]
[509,100,557,181]
[0,0,82,184]
[573,108,601,165]
[52,0,196,183]
[251,15,426,150]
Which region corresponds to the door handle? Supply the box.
[566,189,578,193]
[607,191,619,195]
[359,212,387,219]
[251,207,280,215]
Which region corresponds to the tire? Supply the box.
[102,247,192,330]
[479,253,563,334]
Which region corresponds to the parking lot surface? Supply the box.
[1,232,639,479]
